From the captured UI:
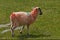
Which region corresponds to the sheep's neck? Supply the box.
[31,10,38,19]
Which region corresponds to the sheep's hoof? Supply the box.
[20,32,22,34]
[12,34,14,37]
[26,33,30,37]
[27,33,29,36]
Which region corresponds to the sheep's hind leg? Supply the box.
[11,25,16,37]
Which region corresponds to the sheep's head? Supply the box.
[35,7,43,15]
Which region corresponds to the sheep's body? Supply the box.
[10,12,34,26]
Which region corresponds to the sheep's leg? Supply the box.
[11,25,16,37]
[27,25,29,35]
[20,26,24,34]
[11,25,14,37]
[11,27,13,37]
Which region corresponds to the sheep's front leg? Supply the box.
[20,26,24,34]
[27,25,29,35]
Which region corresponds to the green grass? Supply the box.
[0,0,60,40]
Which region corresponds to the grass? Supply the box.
[0,0,60,40]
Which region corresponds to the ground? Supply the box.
[0,0,60,40]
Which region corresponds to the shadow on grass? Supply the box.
[17,33,51,40]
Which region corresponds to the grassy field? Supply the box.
[0,0,60,40]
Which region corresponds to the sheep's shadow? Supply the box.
[17,33,51,40]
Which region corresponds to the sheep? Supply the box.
[10,7,42,37]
